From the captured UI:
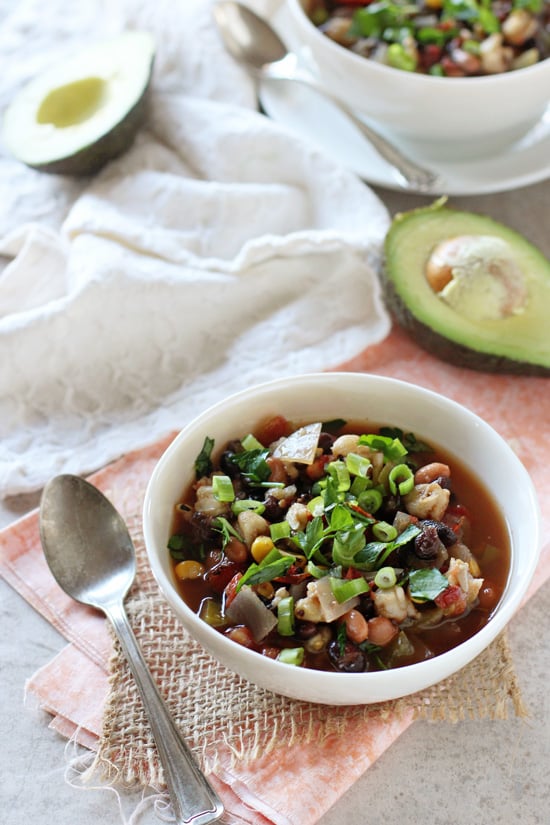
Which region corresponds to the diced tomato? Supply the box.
[344,566,364,579]
[275,562,310,585]
[222,572,242,610]
[261,646,281,659]
[305,453,331,481]
[435,584,467,616]
[254,415,291,445]
[447,503,471,520]
[224,625,255,648]
[420,43,443,71]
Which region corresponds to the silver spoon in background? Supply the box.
[212,1,441,192]
[39,474,224,825]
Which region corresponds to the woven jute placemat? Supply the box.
[91,512,527,788]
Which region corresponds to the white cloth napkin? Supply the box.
[0,0,391,498]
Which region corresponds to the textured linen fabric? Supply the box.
[0,0,391,497]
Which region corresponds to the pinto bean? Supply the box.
[342,609,369,644]
[224,536,249,564]
[414,462,451,484]
[367,616,398,646]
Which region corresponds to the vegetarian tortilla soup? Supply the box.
[168,415,510,673]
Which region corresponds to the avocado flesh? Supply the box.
[382,203,550,376]
[2,31,155,176]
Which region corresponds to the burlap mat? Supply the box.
[92,512,528,788]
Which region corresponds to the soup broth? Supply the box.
[169,416,510,673]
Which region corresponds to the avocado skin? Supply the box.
[27,83,151,177]
[381,268,550,377]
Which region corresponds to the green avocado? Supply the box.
[2,31,155,176]
[382,201,550,376]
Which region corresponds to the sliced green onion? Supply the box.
[277,596,295,636]
[326,460,351,492]
[270,520,291,542]
[388,464,414,496]
[231,498,265,515]
[277,647,304,666]
[372,521,398,542]
[345,452,371,478]
[307,559,328,579]
[358,488,383,514]
[212,474,235,502]
[358,433,408,462]
[330,575,370,604]
[374,566,397,589]
[307,495,325,517]
[350,475,370,497]
[241,432,264,451]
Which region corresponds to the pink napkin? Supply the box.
[1,328,549,825]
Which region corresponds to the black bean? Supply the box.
[262,494,285,522]
[327,639,366,673]
[295,620,318,640]
[318,432,336,453]
[414,523,441,559]
[219,450,240,478]
[422,519,457,547]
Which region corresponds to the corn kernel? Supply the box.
[251,535,274,563]
[174,559,205,580]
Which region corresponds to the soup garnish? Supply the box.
[169,416,509,672]
[305,0,550,77]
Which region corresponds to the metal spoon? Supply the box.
[212,1,441,192]
[39,474,224,825]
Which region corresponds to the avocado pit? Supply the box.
[425,235,528,321]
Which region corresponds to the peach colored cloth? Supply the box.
[1,329,549,824]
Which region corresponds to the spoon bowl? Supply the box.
[212,0,441,191]
[39,474,224,825]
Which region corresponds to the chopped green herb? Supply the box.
[195,435,214,478]
[213,516,244,549]
[379,427,434,453]
[408,567,449,602]
[228,448,271,483]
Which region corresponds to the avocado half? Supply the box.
[382,201,550,376]
[2,31,155,176]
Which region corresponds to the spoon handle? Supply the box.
[262,63,441,192]
[105,600,224,825]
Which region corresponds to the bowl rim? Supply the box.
[287,0,550,88]
[143,372,541,699]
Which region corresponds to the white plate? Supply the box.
[258,77,550,196]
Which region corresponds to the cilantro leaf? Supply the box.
[195,436,215,478]
[228,448,271,483]
[378,427,433,454]
[408,568,449,602]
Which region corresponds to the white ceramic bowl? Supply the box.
[285,0,550,160]
[143,373,540,705]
